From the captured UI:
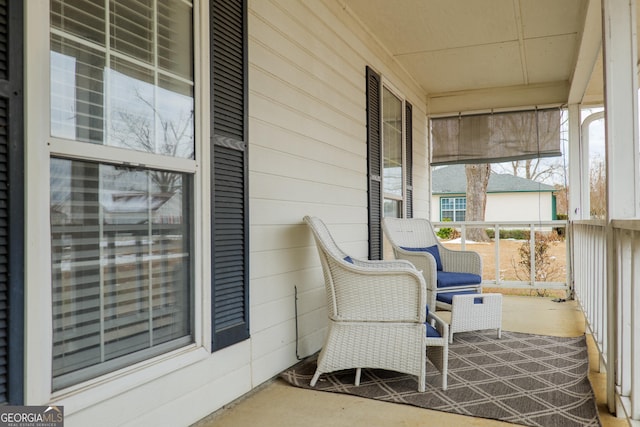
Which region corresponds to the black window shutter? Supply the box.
[405,102,413,218]
[210,0,249,351]
[0,0,24,405]
[365,66,382,260]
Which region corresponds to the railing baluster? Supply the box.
[495,224,501,286]
[529,224,535,287]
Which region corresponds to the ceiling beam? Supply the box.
[512,0,529,85]
[568,0,602,104]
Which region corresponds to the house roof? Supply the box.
[432,164,556,194]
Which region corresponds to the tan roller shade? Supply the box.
[431,109,561,165]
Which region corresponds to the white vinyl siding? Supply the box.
[431,192,555,222]
[248,0,430,384]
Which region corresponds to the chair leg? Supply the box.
[442,353,448,391]
[310,371,321,387]
[354,368,362,386]
[449,329,454,344]
[497,327,502,339]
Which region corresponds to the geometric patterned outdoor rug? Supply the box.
[280,330,600,427]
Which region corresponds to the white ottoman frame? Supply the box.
[449,293,502,343]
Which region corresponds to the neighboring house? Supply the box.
[0,1,636,426]
[431,165,557,223]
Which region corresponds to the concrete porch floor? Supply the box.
[194,296,627,427]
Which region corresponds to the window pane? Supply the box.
[441,198,453,210]
[157,75,195,158]
[107,58,156,152]
[158,0,194,79]
[383,87,402,197]
[384,199,402,218]
[455,198,466,210]
[51,0,106,46]
[51,35,105,144]
[110,0,154,65]
[51,0,195,159]
[51,158,192,389]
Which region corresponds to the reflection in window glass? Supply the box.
[50,0,194,159]
[384,199,402,218]
[50,35,105,144]
[50,158,192,390]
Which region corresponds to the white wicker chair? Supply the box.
[381,217,483,311]
[304,216,449,391]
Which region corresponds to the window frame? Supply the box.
[24,0,211,405]
[381,79,408,219]
[440,196,467,221]
[367,67,414,260]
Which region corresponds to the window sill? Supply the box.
[50,343,209,415]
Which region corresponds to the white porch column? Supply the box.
[602,2,640,218]
[602,0,640,418]
[567,104,585,221]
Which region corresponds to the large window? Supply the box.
[49,0,194,390]
[440,197,466,221]
[382,86,404,218]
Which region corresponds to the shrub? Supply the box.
[485,229,529,240]
[436,219,459,240]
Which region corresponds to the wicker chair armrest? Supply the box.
[427,311,449,337]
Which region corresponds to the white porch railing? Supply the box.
[572,220,608,370]
[573,219,640,421]
[432,220,569,290]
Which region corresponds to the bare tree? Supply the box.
[111,90,194,195]
[465,163,491,241]
[511,232,564,296]
[495,157,565,183]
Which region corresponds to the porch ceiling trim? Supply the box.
[568,0,602,105]
[427,81,568,116]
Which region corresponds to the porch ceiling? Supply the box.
[343,0,621,115]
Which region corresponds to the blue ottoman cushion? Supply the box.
[437,271,481,288]
[436,290,483,305]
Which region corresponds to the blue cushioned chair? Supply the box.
[382,217,483,310]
